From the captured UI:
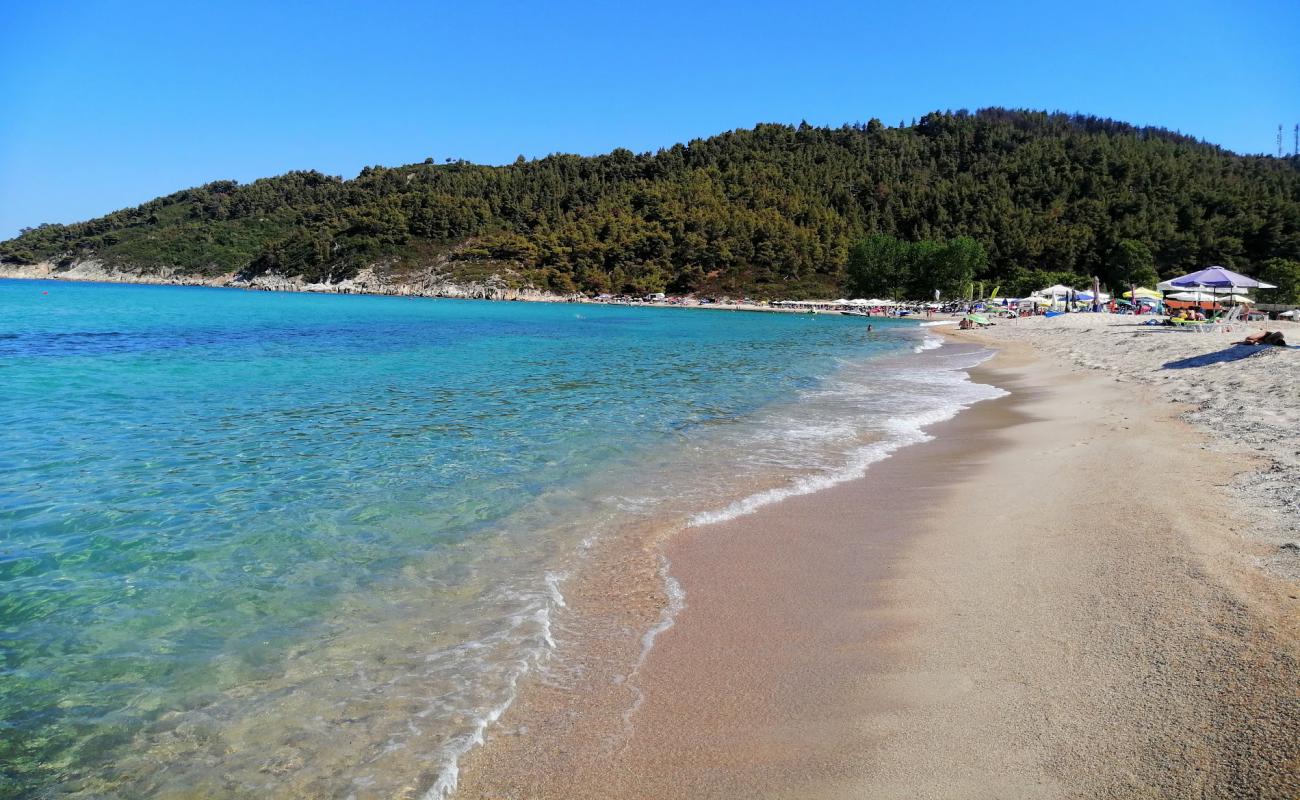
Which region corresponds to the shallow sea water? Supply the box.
[0,280,999,797]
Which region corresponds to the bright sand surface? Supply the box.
[454,316,1299,798]
[955,312,1300,574]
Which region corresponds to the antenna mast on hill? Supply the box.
[1294,123,1298,156]
[1279,124,1284,157]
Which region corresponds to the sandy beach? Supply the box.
[453,315,1299,798]
[953,312,1300,571]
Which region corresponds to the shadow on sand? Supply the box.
[1163,345,1271,369]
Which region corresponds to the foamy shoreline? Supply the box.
[447,338,1015,797]
[453,322,1299,798]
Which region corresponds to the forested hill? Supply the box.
[4,109,1300,299]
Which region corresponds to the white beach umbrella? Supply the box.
[1166,291,1221,302]
[1157,279,1249,295]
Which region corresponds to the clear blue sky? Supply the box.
[2,0,1297,239]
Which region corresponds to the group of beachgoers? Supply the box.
[1162,307,1210,325]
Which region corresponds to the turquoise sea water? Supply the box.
[0,280,997,797]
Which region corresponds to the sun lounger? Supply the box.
[1168,317,1208,331]
[1205,306,1243,334]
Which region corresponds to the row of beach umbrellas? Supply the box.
[786,268,1277,311]
[776,298,900,307]
[1166,290,1253,304]
[1024,267,1275,310]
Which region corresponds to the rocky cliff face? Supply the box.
[0,260,572,302]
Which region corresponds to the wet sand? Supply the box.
[455,342,1299,798]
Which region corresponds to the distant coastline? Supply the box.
[0,261,852,315]
[0,259,564,302]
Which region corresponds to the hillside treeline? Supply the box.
[4,109,1299,299]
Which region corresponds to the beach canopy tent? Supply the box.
[1035,284,1077,304]
[1018,296,1052,305]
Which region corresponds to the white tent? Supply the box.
[1037,284,1074,296]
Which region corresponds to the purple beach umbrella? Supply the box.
[1168,266,1277,290]
[1168,266,1276,310]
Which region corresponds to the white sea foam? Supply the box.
[544,571,567,608]
[688,344,1004,527]
[423,672,520,800]
[620,555,686,730]
[912,334,944,352]
[422,575,569,800]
